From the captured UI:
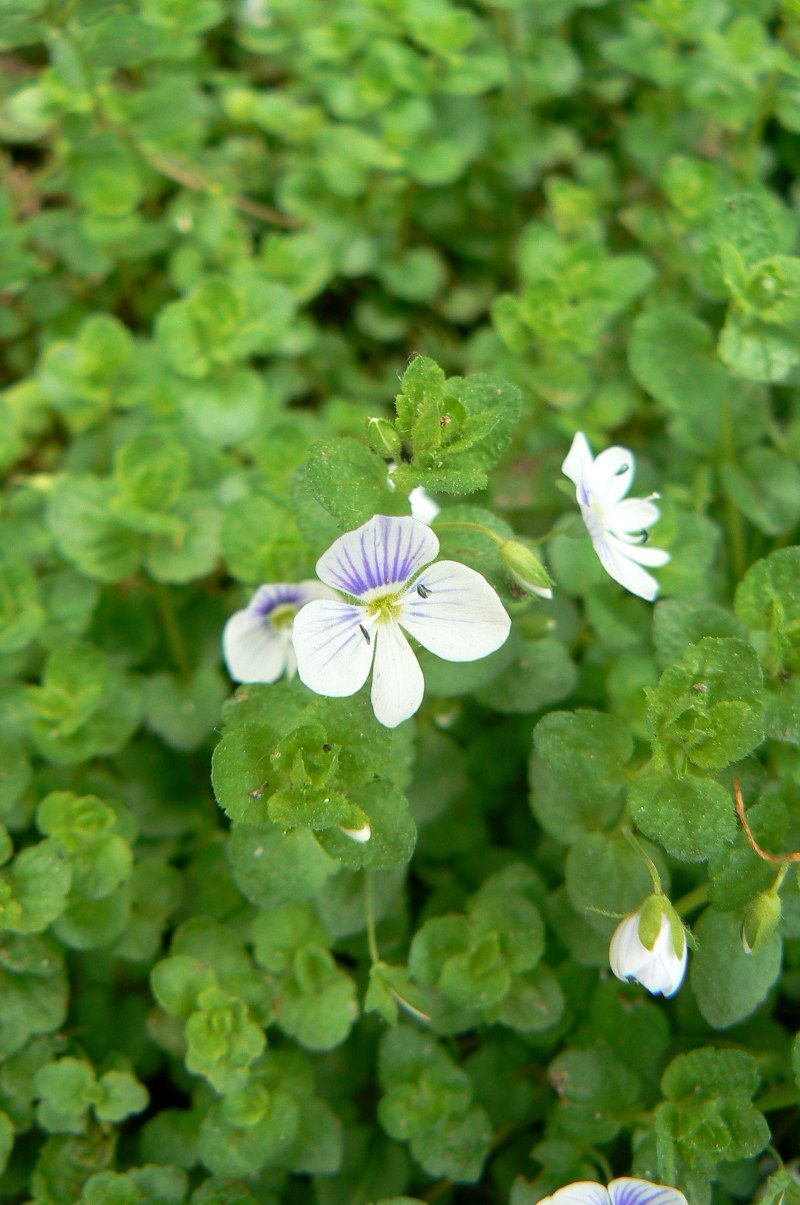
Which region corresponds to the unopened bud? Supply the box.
[367,416,402,459]
[741,891,781,954]
[609,894,687,998]
[500,541,553,599]
[339,822,372,844]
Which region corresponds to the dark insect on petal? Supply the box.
[358,624,371,645]
[416,583,431,599]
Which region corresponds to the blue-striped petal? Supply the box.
[316,515,439,598]
[608,1178,687,1205]
[539,1184,609,1205]
[399,560,511,662]
[292,599,375,697]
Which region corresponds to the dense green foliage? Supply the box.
[1,0,800,1201]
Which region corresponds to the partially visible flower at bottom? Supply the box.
[222,582,334,683]
[609,896,687,998]
[539,1177,687,1204]
[562,431,669,601]
[292,514,511,728]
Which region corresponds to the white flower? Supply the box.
[562,432,669,602]
[386,462,441,525]
[539,1178,687,1204]
[222,582,333,684]
[609,903,687,998]
[408,485,440,525]
[292,514,511,728]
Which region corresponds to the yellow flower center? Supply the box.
[269,603,297,630]
[365,592,401,623]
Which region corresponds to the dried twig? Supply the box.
[733,779,800,865]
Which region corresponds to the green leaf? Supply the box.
[145,663,227,751]
[114,432,190,513]
[305,438,396,530]
[658,1046,770,1170]
[221,493,315,583]
[198,1086,300,1177]
[35,1058,95,1133]
[227,824,337,907]
[547,1044,640,1144]
[645,637,765,770]
[144,490,221,583]
[185,985,265,1094]
[565,832,659,924]
[279,946,358,1050]
[27,641,143,766]
[653,599,746,669]
[718,310,800,382]
[0,841,71,934]
[0,936,68,1059]
[315,783,417,870]
[720,447,800,535]
[735,547,800,676]
[530,710,633,841]
[628,770,736,862]
[474,637,577,714]
[690,908,782,1028]
[628,305,737,451]
[47,477,142,583]
[0,551,45,653]
[95,1070,149,1124]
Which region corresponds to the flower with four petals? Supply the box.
[291,514,511,728]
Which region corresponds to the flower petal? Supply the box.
[593,538,661,602]
[222,608,289,683]
[608,1179,687,1205]
[605,497,661,534]
[249,580,331,615]
[292,600,375,697]
[539,1184,610,1205]
[562,432,594,488]
[339,823,372,843]
[589,446,635,507]
[607,535,670,569]
[408,485,440,525]
[316,514,439,598]
[399,560,511,662]
[370,622,424,728]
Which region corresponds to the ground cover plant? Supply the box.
[1,0,800,1201]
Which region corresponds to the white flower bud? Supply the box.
[741,890,781,954]
[609,897,687,998]
[339,822,372,844]
[500,540,553,599]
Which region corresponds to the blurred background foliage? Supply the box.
[1,0,800,1202]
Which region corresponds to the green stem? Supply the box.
[674,882,709,918]
[720,398,747,582]
[755,1084,800,1114]
[725,492,747,583]
[587,1147,614,1183]
[433,519,506,546]
[623,826,663,895]
[364,871,380,965]
[152,582,190,679]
